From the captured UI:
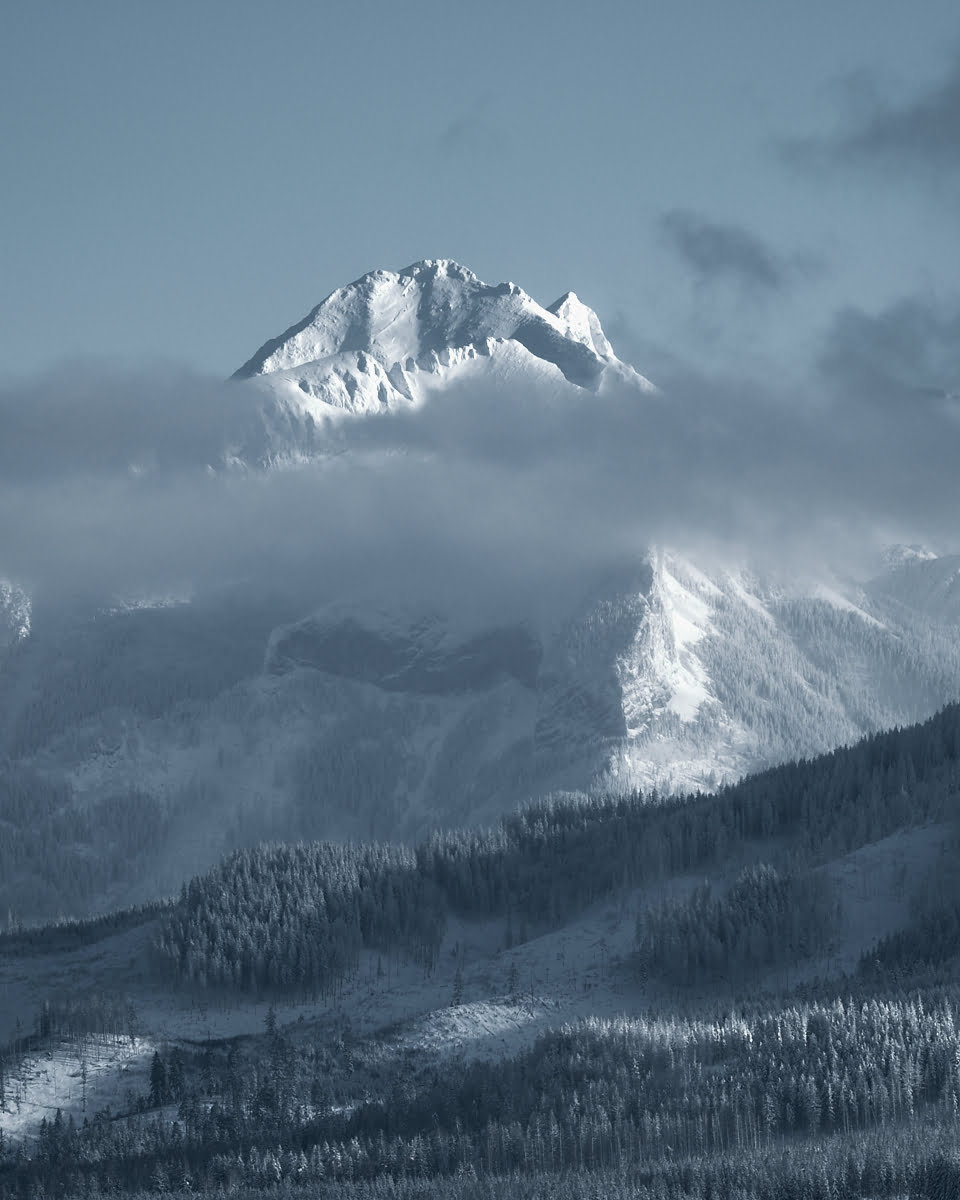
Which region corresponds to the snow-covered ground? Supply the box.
[821,821,953,974]
[0,1035,154,1144]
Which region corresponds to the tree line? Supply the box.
[157,701,960,997]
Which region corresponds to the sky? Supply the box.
[2,0,960,382]
[2,0,960,614]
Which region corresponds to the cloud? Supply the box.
[782,52,960,181]
[659,210,815,296]
[0,361,262,482]
[437,113,480,154]
[818,295,960,402]
[436,96,507,160]
[0,334,958,630]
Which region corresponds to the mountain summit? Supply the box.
[234,259,653,418]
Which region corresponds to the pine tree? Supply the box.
[149,1051,168,1108]
[507,961,519,1002]
[168,1047,185,1101]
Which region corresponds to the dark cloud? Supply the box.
[818,295,960,403]
[782,53,960,181]
[659,210,815,296]
[0,332,958,627]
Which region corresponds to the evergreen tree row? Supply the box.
[155,841,446,993]
[636,863,836,986]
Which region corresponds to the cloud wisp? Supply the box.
[659,210,787,294]
[658,210,821,302]
[782,52,960,185]
[435,95,508,161]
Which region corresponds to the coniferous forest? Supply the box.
[1,704,960,1196]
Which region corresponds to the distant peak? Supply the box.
[234,259,645,392]
[547,290,614,360]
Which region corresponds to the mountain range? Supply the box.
[2,259,959,921]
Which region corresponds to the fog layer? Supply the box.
[2,322,958,621]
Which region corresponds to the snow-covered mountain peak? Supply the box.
[547,291,615,360]
[234,260,655,421]
[400,258,480,283]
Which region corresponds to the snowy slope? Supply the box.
[866,551,960,624]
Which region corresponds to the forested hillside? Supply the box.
[157,701,960,998]
[2,702,960,1197]
[5,973,960,1195]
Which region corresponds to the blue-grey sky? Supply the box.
[3,0,960,382]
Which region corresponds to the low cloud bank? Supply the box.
[1,307,958,624]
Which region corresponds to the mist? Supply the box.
[1,331,958,628]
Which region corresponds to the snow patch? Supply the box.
[0,579,31,641]
[0,1036,154,1144]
